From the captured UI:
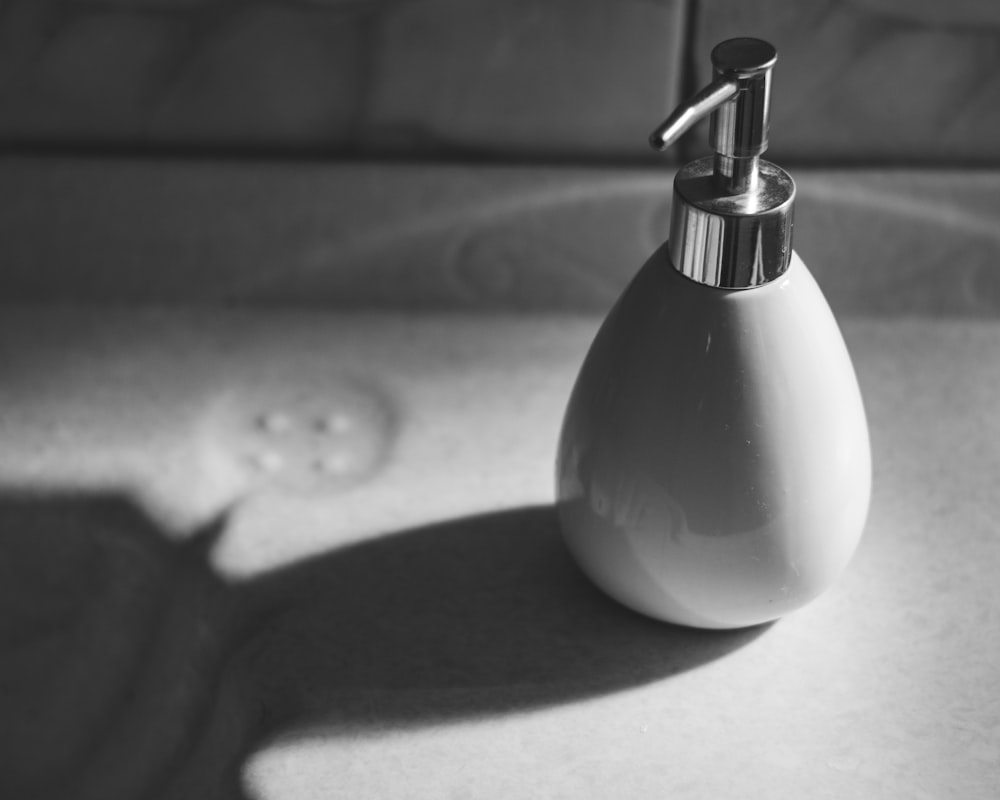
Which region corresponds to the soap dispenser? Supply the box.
[556,38,871,629]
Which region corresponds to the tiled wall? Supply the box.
[689,0,1000,164]
[0,0,685,160]
[2,1,998,311]
[1,0,998,163]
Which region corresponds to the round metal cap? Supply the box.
[668,156,795,289]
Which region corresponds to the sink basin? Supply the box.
[1,160,998,799]
[1,309,998,799]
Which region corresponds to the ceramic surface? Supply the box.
[557,245,871,628]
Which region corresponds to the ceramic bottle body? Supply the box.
[556,244,871,629]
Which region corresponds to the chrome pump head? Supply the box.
[649,38,795,289]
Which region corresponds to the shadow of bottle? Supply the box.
[0,492,248,800]
[239,505,771,735]
[0,493,770,800]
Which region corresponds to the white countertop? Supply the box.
[0,309,997,799]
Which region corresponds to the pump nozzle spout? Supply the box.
[648,78,739,152]
[647,37,793,288]
[649,37,777,195]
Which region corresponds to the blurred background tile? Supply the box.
[147,4,367,148]
[2,1,997,161]
[0,0,686,158]
[0,1,997,312]
[364,0,684,158]
[690,0,1000,164]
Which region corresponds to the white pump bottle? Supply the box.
[556,38,871,629]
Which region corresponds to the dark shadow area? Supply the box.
[0,493,252,800]
[240,505,770,733]
[0,492,770,800]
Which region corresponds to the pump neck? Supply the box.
[648,37,795,289]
